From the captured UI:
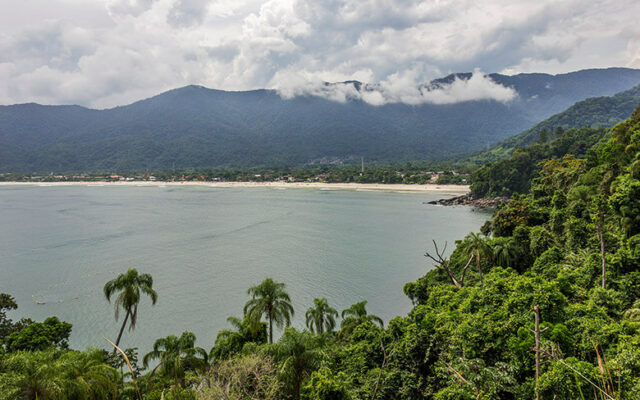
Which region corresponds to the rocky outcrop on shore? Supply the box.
[426,194,509,209]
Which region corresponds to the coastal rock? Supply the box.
[426,194,509,209]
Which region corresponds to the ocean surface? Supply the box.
[0,185,489,354]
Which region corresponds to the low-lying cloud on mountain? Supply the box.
[2,67,640,173]
[276,70,518,105]
[0,0,639,108]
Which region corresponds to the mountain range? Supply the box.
[2,67,640,173]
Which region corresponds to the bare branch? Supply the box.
[425,241,470,289]
[459,254,475,287]
[103,335,142,400]
[371,340,396,400]
[425,251,445,266]
[433,240,441,258]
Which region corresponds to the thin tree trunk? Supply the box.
[269,316,273,344]
[114,309,130,350]
[147,361,163,390]
[294,375,302,400]
[174,367,183,400]
[371,340,389,400]
[476,251,484,287]
[534,305,541,400]
[598,217,606,289]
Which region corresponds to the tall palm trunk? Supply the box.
[294,375,302,400]
[173,368,182,400]
[294,360,303,400]
[114,309,131,349]
[268,306,273,344]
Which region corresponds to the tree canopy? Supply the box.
[3,105,640,400]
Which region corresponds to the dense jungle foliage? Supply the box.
[469,125,608,197]
[2,107,640,399]
[467,84,640,198]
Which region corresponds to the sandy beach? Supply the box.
[0,181,469,194]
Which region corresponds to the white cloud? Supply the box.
[167,0,210,27]
[106,0,158,17]
[0,0,638,107]
[275,69,517,105]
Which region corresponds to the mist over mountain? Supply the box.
[1,68,640,173]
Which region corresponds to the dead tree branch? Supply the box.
[425,240,474,288]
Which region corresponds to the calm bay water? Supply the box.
[0,185,489,354]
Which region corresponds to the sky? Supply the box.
[0,0,639,108]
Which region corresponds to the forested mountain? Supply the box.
[466,82,640,198]
[1,68,640,173]
[505,83,640,147]
[469,126,609,197]
[3,105,640,400]
[465,83,640,165]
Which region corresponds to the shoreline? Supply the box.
[0,181,469,194]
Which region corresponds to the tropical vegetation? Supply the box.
[305,298,338,334]
[2,105,640,399]
[244,278,295,344]
[103,269,158,348]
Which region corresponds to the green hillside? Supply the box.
[469,126,609,197]
[3,107,640,399]
[1,68,640,173]
[464,83,640,198]
[464,83,640,166]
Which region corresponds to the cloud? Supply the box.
[167,0,211,27]
[275,69,517,105]
[0,0,638,107]
[106,0,158,17]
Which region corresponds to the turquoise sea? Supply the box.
[0,185,489,354]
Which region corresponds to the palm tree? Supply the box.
[59,349,119,399]
[339,300,383,337]
[305,298,338,334]
[492,237,518,268]
[244,278,294,343]
[272,328,325,400]
[0,350,63,400]
[209,315,267,361]
[143,332,207,391]
[103,269,158,348]
[461,232,493,286]
[0,350,120,400]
